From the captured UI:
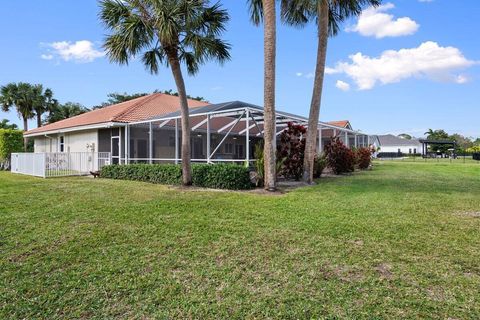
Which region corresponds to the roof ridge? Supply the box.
[110,93,161,122]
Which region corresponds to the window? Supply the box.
[225,143,233,154]
[414,148,417,154]
[59,136,65,152]
[409,148,412,154]
[398,148,401,153]
[235,144,244,158]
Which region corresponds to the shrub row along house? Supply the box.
[18,93,372,176]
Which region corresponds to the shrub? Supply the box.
[277,122,306,180]
[0,129,24,170]
[355,147,373,170]
[101,163,251,190]
[313,154,326,178]
[192,164,251,190]
[254,142,264,187]
[324,137,355,175]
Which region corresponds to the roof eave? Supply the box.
[23,122,127,138]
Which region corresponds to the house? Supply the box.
[24,93,371,166]
[373,134,423,157]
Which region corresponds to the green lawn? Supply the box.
[1,162,479,319]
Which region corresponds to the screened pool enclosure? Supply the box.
[119,101,372,165]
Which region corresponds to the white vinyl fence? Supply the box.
[11,152,111,178]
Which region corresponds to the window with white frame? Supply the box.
[59,136,65,152]
[225,142,233,154]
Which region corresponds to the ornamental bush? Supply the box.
[324,137,355,175]
[277,122,306,180]
[0,129,24,170]
[355,147,373,170]
[313,154,327,178]
[100,163,251,190]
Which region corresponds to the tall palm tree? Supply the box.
[32,85,55,128]
[281,0,380,183]
[248,0,278,191]
[0,82,36,149]
[99,0,231,185]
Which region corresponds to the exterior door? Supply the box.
[111,136,120,164]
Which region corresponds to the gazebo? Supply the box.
[419,139,457,158]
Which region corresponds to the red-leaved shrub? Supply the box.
[277,122,306,180]
[355,147,373,169]
[324,137,355,174]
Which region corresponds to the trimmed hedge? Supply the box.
[100,163,252,190]
[0,129,24,170]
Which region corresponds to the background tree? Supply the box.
[44,102,90,124]
[32,85,56,128]
[93,90,207,109]
[424,129,452,154]
[0,119,18,130]
[398,133,412,140]
[93,92,149,109]
[0,82,37,149]
[100,0,231,185]
[248,0,278,191]
[282,0,380,183]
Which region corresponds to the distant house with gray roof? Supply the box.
[372,134,422,156]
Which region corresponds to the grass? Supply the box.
[1,162,480,319]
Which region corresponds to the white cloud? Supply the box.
[419,0,434,2]
[335,80,351,91]
[40,54,53,60]
[328,41,477,90]
[347,3,419,38]
[296,72,303,77]
[42,40,104,63]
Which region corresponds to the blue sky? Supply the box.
[1,0,479,138]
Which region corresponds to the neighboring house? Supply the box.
[373,134,423,156]
[24,93,370,165]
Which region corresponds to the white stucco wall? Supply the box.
[379,145,422,154]
[33,130,98,153]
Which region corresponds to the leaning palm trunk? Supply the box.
[262,0,277,191]
[302,0,329,183]
[169,55,192,185]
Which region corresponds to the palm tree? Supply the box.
[248,0,278,191]
[281,0,380,183]
[32,85,55,128]
[0,82,37,149]
[99,0,231,185]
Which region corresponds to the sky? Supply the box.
[0,0,479,138]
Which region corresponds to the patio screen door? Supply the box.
[111,136,120,164]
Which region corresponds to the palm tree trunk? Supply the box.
[168,54,192,185]
[302,0,329,183]
[36,112,42,128]
[23,117,29,151]
[262,0,277,191]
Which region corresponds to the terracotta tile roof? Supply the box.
[327,120,351,128]
[25,93,209,135]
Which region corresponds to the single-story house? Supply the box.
[24,93,372,166]
[372,134,423,156]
